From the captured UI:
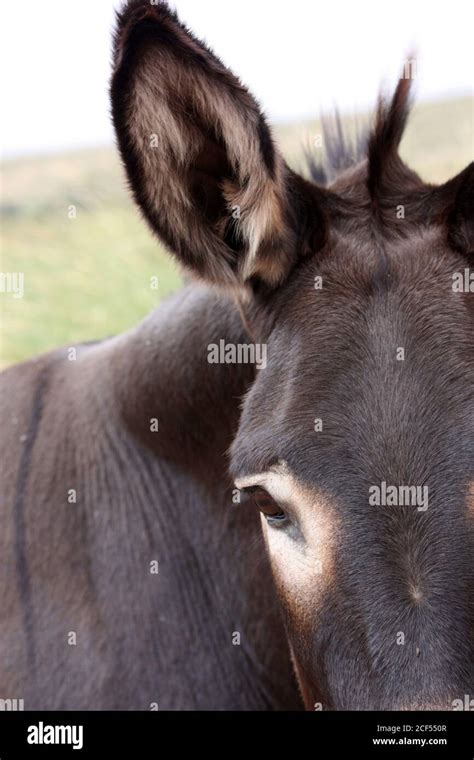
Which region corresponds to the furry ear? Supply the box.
[111,0,323,288]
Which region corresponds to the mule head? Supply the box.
[112,0,474,710]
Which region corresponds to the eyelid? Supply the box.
[235,476,264,490]
[238,484,261,504]
[234,464,292,497]
[238,484,289,514]
[237,484,271,499]
[235,465,298,514]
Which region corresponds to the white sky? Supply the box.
[1,0,472,158]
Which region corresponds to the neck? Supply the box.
[106,284,255,480]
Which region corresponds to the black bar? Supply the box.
[0,711,472,758]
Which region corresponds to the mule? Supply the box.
[1,0,473,710]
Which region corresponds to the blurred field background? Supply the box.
[1,95,472,368]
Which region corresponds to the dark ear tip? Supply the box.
[113,0,178,62]
[116,0,173,25]
[115,0,171,27]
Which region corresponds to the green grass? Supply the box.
[1,205,180,364]
[1,150,181,365]
[1,96,472,367]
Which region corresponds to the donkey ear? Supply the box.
[111,0,322,288]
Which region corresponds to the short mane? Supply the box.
[306,73,414,191]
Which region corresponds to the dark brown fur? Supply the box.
[0,0,472,710]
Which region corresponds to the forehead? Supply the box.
[231,229,474,490]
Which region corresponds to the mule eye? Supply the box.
[246,487,287,524]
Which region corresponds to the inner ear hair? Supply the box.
[111,0,327,291]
